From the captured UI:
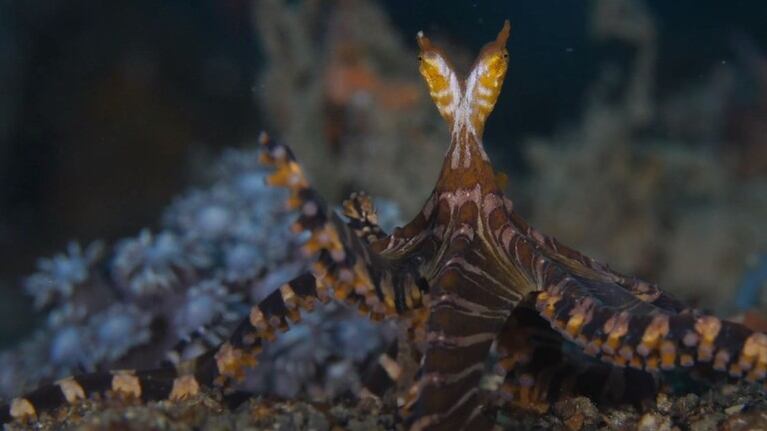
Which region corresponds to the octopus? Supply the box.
[3,20,766,431]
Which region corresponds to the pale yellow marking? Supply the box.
[215,342,256,382]
[9,398,36,420]
[660,340,677,369]
[694,316,721,361]
[313,277,331,303]
[740,333,767,373]
[302,226,345,261]
[409,286,423,310]
[564,314,584,337]
[741,333,767,381]
[169,375,200,401]
[111,371,142,398]
[279,284,297,309]
[695,316,722,343]
[404,289,414,309]
[603,312,631,354]
[56,377,86,403]
[249,307,268,331]
[637,315,670,356]
[619,345,635,361]
[535,292,562,319]
[265,161,308,191]
[565,299,595,337]
[378,354,402,380]
[384,293,396,311]
[713,350,730,371]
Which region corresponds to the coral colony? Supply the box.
[2,19,766,431]
[0,148,394,405]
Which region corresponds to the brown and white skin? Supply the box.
[3,20,766,431]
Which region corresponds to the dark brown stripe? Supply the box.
[258,286,290,319]
[136,368,177,402]
[361,342,399,396]
[411,380,482,431]
[73,372,116,396]
[288,272,317,297]
[20,384,67,415]
[227,314,265,350]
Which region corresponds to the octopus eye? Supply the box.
[502,53,509,59]
[417,56,423,62]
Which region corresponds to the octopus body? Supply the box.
[3,20,766,431]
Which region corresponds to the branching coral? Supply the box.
[24,241,104,309]
[112,230,206,296]
[89,303,153,363]
[0,147,310,398]
[171,280,242,340]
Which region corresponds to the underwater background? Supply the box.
[0,0,765,408]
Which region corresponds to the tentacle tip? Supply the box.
[497,19,511,45]
[416,31,431,50]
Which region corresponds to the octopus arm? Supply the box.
[533,262,767,385]
[506,207,688,313]
[495,294,661,412]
